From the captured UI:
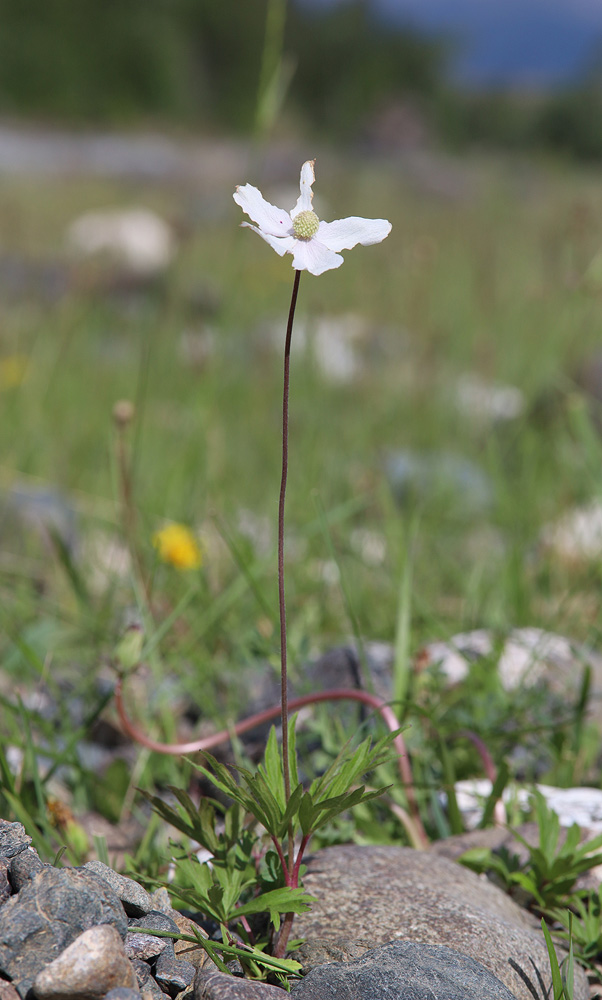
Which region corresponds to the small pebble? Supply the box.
[0,819,32,859]
[85,861,153,917]
[8,848,45,891]
[173,913,210,969]
[33,924,137,1000]
[155,943,195,997]
[193,967,285,1000]
[130,960,165,1000]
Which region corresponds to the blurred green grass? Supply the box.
[1,150,602,732]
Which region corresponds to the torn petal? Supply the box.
[317,216,392,252]
[291,238,344,276]
[233,184,292,237]
[241,223,296,257]
[291,160,316,219]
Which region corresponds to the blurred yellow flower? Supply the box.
[0,354,29,390]
[152,522,202,570]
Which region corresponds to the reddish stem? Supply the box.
[457,729,497,783]
[114,678,428,846]
[270,835,292,887]
[292,833,310,886]
[278,268,301,880]
[454,729,506,825]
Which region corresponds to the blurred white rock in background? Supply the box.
[237,508,273,557]
[540,499,602,562]
[452,779,602,834]
[178,327,216,371]
[312,314,366,383]
[350,527,387,566]
[263,313,369,383]
[67,208,175,275]
[454,373,525,424]
[83,529,131,594]
[421,626,592,690]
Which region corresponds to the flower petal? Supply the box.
[241,222,296,257]
[317,216,392,252]
[291,238,343,276]
[291,160,316,218]
[233,184,292,237]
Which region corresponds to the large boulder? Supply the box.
[292,844,588,1000]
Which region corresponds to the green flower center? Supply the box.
[292,210,320,240]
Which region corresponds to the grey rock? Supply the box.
[103,991,141,1000]
[193,968,285,1000]
[33,924,137,1000]
[84,862,153,917]
[420,627,602,694]
[124,931,169,962]
[155,943,195,997]
[8,849,45,892]
[130,960,165,1000]
[0,866,128,998]
[128,910,180,936]
[290,939,517,1000]
[292,844,588,1000]
[304,643,393,703]
[126,909,180,961]
[148,887,173,915]
[238,641,395,751]
[129,910,180,934]
[0,820,31,860]
[0,859,11,906]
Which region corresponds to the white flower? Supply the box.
[233,160,391,276]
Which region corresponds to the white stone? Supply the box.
[422,627,582,691]
[451,780,602,834]
[67,208,175,275]
[540,500,602,562]
[350,528,387,566]
[454,373,525,424]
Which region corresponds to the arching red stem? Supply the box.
[114,677,428,847]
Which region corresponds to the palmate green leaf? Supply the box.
[240,770,284,835]
[313,786,390,831]
[235,886,316,923]
[280,783,304,832]
[138,787,222,853]
[298,784,390,836]
[298,790,314,836]
[259,726,286,811]
[167,854,257,925]
[190,755,274,829]
[190,753,245,800]
[310,731,397,804]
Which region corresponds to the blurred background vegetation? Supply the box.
[0,0,601,160]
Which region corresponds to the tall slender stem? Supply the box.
[279,268,301,877]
